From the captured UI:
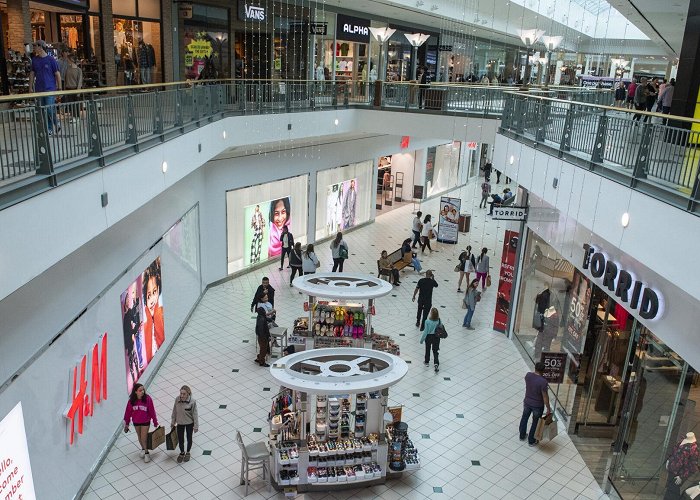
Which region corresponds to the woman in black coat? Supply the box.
[255,307,270,367]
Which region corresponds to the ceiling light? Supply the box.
[621,212,630,227]
[369,27,396,43]
[405,33,431,47]
[162,161,168,173]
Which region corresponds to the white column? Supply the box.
[629,58,635,79]
[554,60,563,85]
[307,171,318,243]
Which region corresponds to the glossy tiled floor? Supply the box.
[84,180,608,500]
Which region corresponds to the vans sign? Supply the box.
[238,1,266,22]
[336,14,371,43]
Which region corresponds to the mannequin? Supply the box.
[665,432,699,500]
[534,306,558,360]
[534,287,551,331]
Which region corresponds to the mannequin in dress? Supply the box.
[665,432,699,500]
[534,306,558,360]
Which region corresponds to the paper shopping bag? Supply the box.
[166,427,178,451]
[147,425,165,450]
[534,418,546,441]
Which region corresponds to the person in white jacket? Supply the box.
[302,244,320,274]
[171,385,199,463]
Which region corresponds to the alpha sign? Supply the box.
[492,206,527,221]
[336,14,370,43]
[582,244,661,320]
[238,1,266,22]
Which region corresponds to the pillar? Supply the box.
[161,0,174,82]
[672,0,700,118]
[6,0,30,51]
[99,0,116,86]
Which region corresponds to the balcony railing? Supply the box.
[500,92,700,213]
[0,79,664,211]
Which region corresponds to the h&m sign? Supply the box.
[238,1,266,22]
[336,14,370,43]
[582,244,661,320]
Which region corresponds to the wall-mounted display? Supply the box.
[120,257,164,394]
[0,403,36,500]
[325,179,358,237]
[243,196,292,266]
[436,196,460,244]
[316,162,372,241]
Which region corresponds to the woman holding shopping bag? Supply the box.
[171,385,199,463]
[123,383,159,462]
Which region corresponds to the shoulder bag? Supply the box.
[435,321,448,339]
[339,246,349,260]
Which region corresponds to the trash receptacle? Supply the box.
[458,213,471,233]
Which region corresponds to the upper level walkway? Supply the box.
[0,80,697,216]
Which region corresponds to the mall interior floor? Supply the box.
[83,180,608,500]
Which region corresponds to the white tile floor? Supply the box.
[84,180,609,500]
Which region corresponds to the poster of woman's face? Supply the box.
[119,257,164,394]
[268,197,291,258]
[243,197,292,265]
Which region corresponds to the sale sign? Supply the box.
[541,352,567,384]
[563,270,592,360]
[493,230,519,333]
[0,403,37,500]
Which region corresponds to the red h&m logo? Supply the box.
[63,333,108,445]
[401,136,410,149]
[467,142,478,150]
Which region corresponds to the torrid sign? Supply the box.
[336,14,370,43]
[582,244,661,320]
[238,1,266,22]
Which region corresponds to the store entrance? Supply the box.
[375,155,410,215]
[235,32,272,80]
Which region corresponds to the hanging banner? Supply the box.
[562,269,592,364]
[436,196,461,244]
[0,403,37,500]
[493,230,519,333]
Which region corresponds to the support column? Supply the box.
[161,0,174,82]
[100,0,116,86]
[7,0,30,51]
[672,0,700,118]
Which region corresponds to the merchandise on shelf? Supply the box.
[369,333,401,356]
[312,302,366,338]
[387,421,420,471]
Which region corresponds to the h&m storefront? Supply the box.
[509,194,700,499]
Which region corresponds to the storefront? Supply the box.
[330,14,370,83]
[425,141,461,198]
[178,3,230,80]
[510,196,700,498]
[315,161,373,240]
[112,0,163,85]
[226,174,309,274]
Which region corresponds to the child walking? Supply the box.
[171,385,199,463]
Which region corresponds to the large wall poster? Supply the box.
[120,257,164,394]
[563,269,592,363]
[0,403,36,500]
[493,230,519,333]
[436,196,460,244]
[325,179,357,236]
[243,196,292,266]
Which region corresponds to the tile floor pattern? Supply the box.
[84,181,609,500]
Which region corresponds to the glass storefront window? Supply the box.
[425,142,461,198]
[181,5,229,80]
[113,18,162,84]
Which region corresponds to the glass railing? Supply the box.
[500,91,700,213]
[0,79,674,211]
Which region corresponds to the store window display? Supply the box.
[113,18,161,85]
[180,5,229,80]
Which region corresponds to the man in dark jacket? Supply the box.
[250,277,275,312]
[255,307,270,367]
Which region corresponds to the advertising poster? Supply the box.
[243,197,292,265]
[563,269,592,362]
[325,179,357,236]
[120,257,164,394]
[493,230,519,333]
[0,403,37,500]
[436,196,461,244]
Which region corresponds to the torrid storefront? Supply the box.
[508,193,700,499]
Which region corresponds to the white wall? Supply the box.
[494,134,700,369]
[388,153,416,201]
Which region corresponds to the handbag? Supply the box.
[486,274,492,287]
[454,264,461,272]
[435,321,448,339]
[339,246,348,259]
[147,425,165,450]
[166,426,178,451]
[429,230,436,240]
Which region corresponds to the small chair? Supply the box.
[236,430,270,496]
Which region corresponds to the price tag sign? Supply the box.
[541,352,567,384]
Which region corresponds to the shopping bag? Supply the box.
[486,274,492,287]
[147,425,165,450]
[165,427,178,451]
[534,418,546,441]
[543,419,559,441]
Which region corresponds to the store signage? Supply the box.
[401,136,410,149]
[582,244,661,320]
[238,2,266,22]
[467,142,478,150]
[493,230,519,333]
[413,185,424,200]
[186,39,213,58]
[179,3,193,18]
[438,45,453,52]
[436,196,461,244]
[336,14,371,43]
[492,206,528,221]
[541,352,567,384]
[0,403,37,500]
[63,333,108,446]
[290,22,328,35]
[563,270,591,359]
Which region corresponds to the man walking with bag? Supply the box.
[519,362,551,447]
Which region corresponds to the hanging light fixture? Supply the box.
[369,27,397,82]
[404,33,431,80]
[517,29,545,86]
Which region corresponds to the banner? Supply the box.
[493,230,519,332]
[563,269,592,363]
[0,403,37,500]
[436,196,460,244]
[325,179,358,237]
[243,197,292,265]
[120,257,164,394]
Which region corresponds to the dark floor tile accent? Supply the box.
[433,487,443,493]
[471,460,481,466]
[203,450,212,456]
[219,404,227,409]
[242,340,249,343]
[360,262,365,265]
[440,305,446,308]
[399,334,406,337]
[456,414,464,419]
[422,433,431,439]
[392,294,397,297]
[443,377,451,381]
[405,360,412,364]
[263,387,271,392]
[443,280,449,282]
[231,369,239,373]
[412,393,420,397]
[253,427,262,433]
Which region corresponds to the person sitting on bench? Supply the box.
[401,238,423,273]
[488,188,513,215]
[379,250,401,286]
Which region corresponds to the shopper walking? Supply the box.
[171,385,199,463]
[457,245,476,292]
[645,77,659,115]
[63,55,83,121]
[29,40,62,135]
[479,179,491,209]
[420,214,434,254]
[413,270,438,330]
[255,307,271,367]
[519,362,552,447]
[123,383,159,462]
[279,226,294,270]
[302,244,320,275]
[626,79,637,109]
[462,279,481,330]
[330,232,348,272]
[632,77,649,122]
[411,211,423,248]
[420,308,442,372]
[379,250,401,286]
[250,277,275,313]
[289,242,304,286]
[475,247,490,291]
[481,161,493,181]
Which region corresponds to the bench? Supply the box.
[491,194,515,211]
[377,248,414,279]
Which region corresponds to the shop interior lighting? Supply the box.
[517,29,545,47]
[540,35,563,51]
[404,33,431,47]
[369,27,396,43]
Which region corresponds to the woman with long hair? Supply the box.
[457,245,476,292]
[302,243,320,275]
[420,214,434,254]
[475,247,490,291]
[289,242,304,286]
[268,197,291,258]
[330,232,348,272]
[123,383,159,462]
[420,308,442,373]
[171,385,199,463]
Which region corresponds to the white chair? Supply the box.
[236,430,270,496]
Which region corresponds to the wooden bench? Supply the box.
[377,248,414,279]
